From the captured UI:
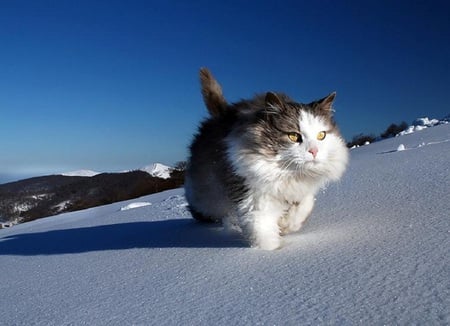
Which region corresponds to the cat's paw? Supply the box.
[278,216,292,235]
[279,221,303,235]
[278,217,301,235]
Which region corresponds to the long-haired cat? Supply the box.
[185,68,348,250]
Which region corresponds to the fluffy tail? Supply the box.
[199,68,227,117]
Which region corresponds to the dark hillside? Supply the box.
[0,170,184,224]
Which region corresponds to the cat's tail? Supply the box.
[199,68,227,117]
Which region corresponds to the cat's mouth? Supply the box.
[305,159,321,167]
[280,158,321,172]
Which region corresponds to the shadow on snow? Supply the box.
[0,219,246,256]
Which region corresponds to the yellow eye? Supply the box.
[288,132,301,143]
[317,131,327,141]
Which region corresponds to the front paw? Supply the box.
[278,216,291,235]
[278,216,298,235]
[278,214,307,235]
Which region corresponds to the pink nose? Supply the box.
[308,147,318,158]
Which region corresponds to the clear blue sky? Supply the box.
[1,0,449,183]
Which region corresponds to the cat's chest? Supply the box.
[226,139,323,200]
[270,174,317,202]
[242,160,320,201]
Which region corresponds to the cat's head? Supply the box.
[199,67,348,182]
[246,92,349,181]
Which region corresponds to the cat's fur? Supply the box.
[185,68,349,250]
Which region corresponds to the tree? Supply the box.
[174,161,188,171]
[381,122,408,139]
[347,134,376,148]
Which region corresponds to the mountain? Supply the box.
[139,163,172,179]
[60,162,172,179]
[0,123,448,325]
[0,168,184,225]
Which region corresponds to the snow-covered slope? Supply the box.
[61,169,101,177]
[1,124,449,325]
[139,162,172,179]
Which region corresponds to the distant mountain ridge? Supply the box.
[0,164,184,226]
[60,163,172,179]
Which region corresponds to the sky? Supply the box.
[1,0,449,183]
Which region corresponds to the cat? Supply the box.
[185,68,349,250]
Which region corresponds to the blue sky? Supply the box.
[1,0,449,183]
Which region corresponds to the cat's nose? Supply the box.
[308,147,318,158]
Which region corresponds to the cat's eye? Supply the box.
[317,131,327,141]
[287,132,302,143]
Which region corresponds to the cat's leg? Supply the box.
[239,197,285,250]
[279,194,315,235]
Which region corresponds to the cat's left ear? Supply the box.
[316,92,336,115]
[265,92,283,110]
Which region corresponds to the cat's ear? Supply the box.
[316,92,336,115]
[200,68,227,117]
[265,92,283,111]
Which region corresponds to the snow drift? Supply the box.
[120,202,152,211]
[1,124,449,325]
[397,116,448,136]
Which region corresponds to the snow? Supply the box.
[413,117,440,127]
[140,162,172,179]
[1,124,449,325]
[120,202,152,211]
[53,200,71,213]
[397,116,448,136]
[61,169,101,177]
[396,143,405,151]
[12,203,34,213]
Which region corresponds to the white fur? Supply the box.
[225,111,348,250]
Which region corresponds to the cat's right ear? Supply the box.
[265,92,283,111]
[200,68,227,117]
[316,92,336,115]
